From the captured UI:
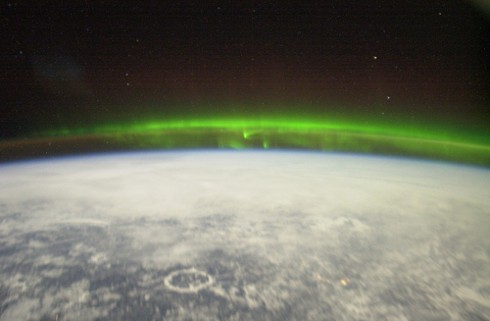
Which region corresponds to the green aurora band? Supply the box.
[2,116,490,166]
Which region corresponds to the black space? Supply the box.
[0,1,488,138]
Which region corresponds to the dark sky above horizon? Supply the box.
[1,1,488,138]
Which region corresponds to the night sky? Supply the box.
[0,1,489,162]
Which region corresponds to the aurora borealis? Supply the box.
[1,113,489,165]
[1,2,489,164]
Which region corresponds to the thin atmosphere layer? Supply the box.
[1,116,489,166]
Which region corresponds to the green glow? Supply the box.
[41,117,487,143]
[3,114,489,166]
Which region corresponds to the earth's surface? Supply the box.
[0,151,489,321]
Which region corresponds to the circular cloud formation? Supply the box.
[164,268,214,293]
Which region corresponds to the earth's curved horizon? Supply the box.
[0,150,489,320]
